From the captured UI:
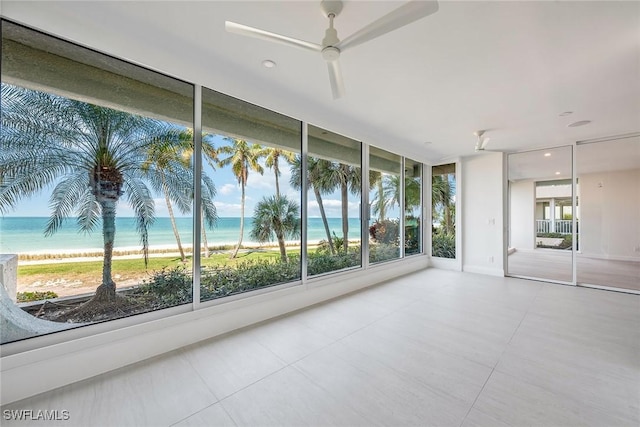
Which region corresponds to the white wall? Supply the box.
[461,153,505,276]
[579,168,640,260]
[510,180,535,250]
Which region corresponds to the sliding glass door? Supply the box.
[576,135,640,292]
[507,147,574,283]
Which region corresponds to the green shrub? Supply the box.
[369,219,399,245]
[200,257,301,300]
[307,249,360,276]
[536,232,565,238]
[16,291,59,302]
[432,233,455,258]
[316,232,345,255]
[369,243,400,263]
[138,266,192,308]
[535,233,575,249]
[405,223,421,255]
[561,234,573,249]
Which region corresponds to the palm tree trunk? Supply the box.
[201,214,210,258]
[230,182,245,258]
[341,181,349,252]
[94,199,117,302]
[276,230,287,262]
[314,187,335,254]
[377,179,386,221]
[274,165,281,200]
[164,180,186,262]
[444,205,453,235]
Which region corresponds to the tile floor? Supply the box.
[2,269,639,426]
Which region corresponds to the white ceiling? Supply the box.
[3,0,639,164]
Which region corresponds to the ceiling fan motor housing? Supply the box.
[322,46,340,61]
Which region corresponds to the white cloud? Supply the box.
[306,198,361,218]
[219,183,237,196]
[214,202,243,217]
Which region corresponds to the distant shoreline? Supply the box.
[14,239,366,264]
[1,216,364,254]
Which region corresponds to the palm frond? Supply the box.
[121,176,156,266]
[45,171,94,236]
[201,174,218,229]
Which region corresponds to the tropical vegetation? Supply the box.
[250,195,300,261]
[1,82,427,327]
[0,84,217,314]
[432,172,456,258]
[217,138,266,258]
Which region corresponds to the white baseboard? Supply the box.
[463,265,505,277]
[578,253,640,262]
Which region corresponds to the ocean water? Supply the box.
[0,217,363,254]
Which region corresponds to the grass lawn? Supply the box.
[18,249,299,278]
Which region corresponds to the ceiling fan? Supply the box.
[474,130,490,152]
[474,130,513,153]
[225,0,439,99]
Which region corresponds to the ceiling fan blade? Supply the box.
[336,1,439,52]
[225,21,322,52]
[327,60,345,99]
[475,137,490,151]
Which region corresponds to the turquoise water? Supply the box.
[0,217,362,253]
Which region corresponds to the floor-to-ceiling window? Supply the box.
[369,147,402,264]
[198,88,302,303]
[404,159,423,256]
[0,20,195,342]
[0,19,427,347]
[432,164,456,258]
[306,125,362,276]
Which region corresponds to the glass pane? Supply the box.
[306,125,361,276]
[405,159,422,256]
[432,163,456,258]
[199,88,302,302]
[576,136,640,291]
[0,20,194,343]
[369,147,401,264]
[507,146,573,282]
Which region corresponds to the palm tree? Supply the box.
[217,138,266,258]
[404,175,421,215]
[370,173,403,221]
[265,148,296,200]
[155,131,218,258]
[316,163,361,252]
[200,134,219,257]
[370,171,386,221]
[0,83,207,306]
[250,195,300,261]
[289,155,336,254]
[432,173,455,235]
[141,132,192,262]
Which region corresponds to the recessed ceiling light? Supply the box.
[544,152,552,157]
[568,120,591,127]
[555,171,561,175]
[262,59,277,68]
[424,141,432,145]
[559,111,573,117]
